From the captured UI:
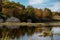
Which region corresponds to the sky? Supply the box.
[9,0,60,12]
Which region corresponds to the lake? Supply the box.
[0,27,59,40]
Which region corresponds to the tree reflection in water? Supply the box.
[0,26,36,40]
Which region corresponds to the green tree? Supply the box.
[2,0,9,3]
[43,8,52,19]
[0,0,2,12]
[25,6,36,22]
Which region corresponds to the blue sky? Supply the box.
[9,0,60,12]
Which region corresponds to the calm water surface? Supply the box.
[13,27,60,40]
[0,27,60,40]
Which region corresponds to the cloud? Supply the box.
[29,0,48,5]
[28,0,60,12]
[48,2,60,12]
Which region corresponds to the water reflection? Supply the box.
[0,26,60,40]
[52,27,60,34]
[53,35,60,40]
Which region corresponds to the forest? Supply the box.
[0,0,60,23]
